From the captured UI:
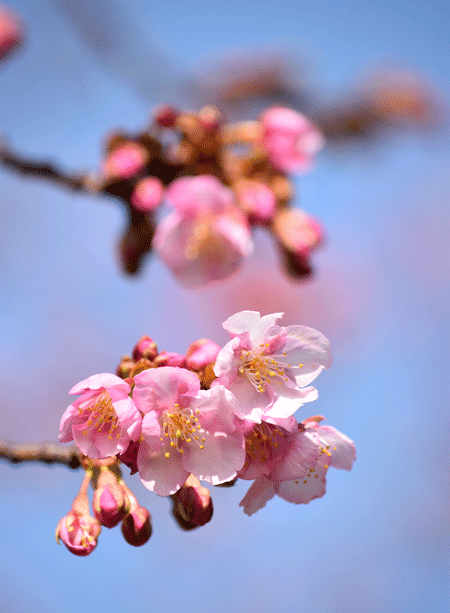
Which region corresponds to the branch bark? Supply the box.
[0,439,81,469]
[0,142,93,192]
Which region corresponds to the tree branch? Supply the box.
[0,142,93,192]
[0,439,82,469]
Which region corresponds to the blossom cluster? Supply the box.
[97,105,325,285]
[57,311,355,555]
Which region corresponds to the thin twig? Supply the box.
[0,143,92,192]
[0,439,82,469]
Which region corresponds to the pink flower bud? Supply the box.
[132,335,158,362]
[92,470,130,528]
[131,177,164,213]
[102,142,149,180]
[235,180,276,223]
[121,505,152,547]
[171,474,213,530]
[0,5,23,62]
[273,209,324,258]
[198,105,222,132]
[153,104,179,128]
[56,510,101,556]
[260,106,324,173]
[185,338,221,370]
[154,351,186,367]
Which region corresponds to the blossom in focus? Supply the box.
[56,510,101,556]
[131,177,164,212]
[133,367,245,496]
[237,417,318,482]
[239,419,356,515]
[59,373,142,459]
[260,107,324,173]
[102,142,149,179]
[153,176,253,287]
[214,311,332,422]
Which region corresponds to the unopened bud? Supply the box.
[132,335,158,362]
[154,351,186,368]
[273,209,323,258]
[131,177,164,213]
[185,339,221,370]
[0,6,24,62]
[116,355,136,379]
[153,104,179,128]
[93,469,130,528]
[56,510,101,557]
[171,474,213,530]
[198,105,222,132]
[235,179,276,223]
[121,505,152,546]
[102,142,149,180]
[56,471,100,556]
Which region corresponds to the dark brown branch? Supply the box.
[0,143,92,192]
[0,439,82,469]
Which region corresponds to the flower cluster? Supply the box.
[58,311,355,554]
[96,105,324,285]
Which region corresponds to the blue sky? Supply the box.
[1,1,449,612]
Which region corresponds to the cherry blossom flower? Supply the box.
[153,176,253,288]
[133,367,245,496]
[214,311,332,422]
[239,420,356,515]
[234,179,276,223]
[260,107,324,173]
[237,417,318,482]
[59,373,142,459]
[165,175,234,215]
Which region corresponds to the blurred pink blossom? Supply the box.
[59,373,142,459]
[165,175,235,215]
[260,107,324,173]
[153,206,253,288]
[235,180,276,222]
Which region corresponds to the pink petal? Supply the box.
[239,476,276,516]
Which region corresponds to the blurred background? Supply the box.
[1,1,449,612]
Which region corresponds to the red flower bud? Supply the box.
[132,335,158,362]
[121,505,152,547]
[153,104,179,128]
[171,474,213,530]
